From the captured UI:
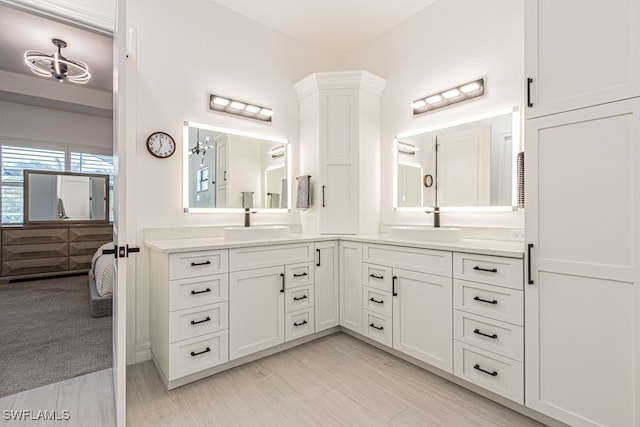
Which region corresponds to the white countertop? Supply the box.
[145,233,524,258]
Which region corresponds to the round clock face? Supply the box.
[146,132,176,158]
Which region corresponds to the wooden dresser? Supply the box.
[1,225,112,280]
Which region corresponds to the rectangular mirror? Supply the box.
[24,170,110,224]
[395,108,519,211]
[183,121,289,212]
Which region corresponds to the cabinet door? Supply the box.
[525,0,640,118]
[339,241,362,333]
[229,266,284,360]
[392,268,453,373]
[525,99,639,426]
[315,241,339,332]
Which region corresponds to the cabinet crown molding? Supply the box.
[294,70,387,100]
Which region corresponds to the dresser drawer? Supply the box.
[453,253,523,290]
[229,243,314,271]
[169,250,228,279]
[69,255,93,271]
[2,228,67,245]
[362,263,392,292]
[285,262,314,288]
[453,311,523,361]
[362,286,392,318]
[169,274,229,311]
[69,226,112,243]
[285,284,314,313]
[285,308,315,341]
[2,257,68,277]
[362,310,392,347]
[2,242,67,260]
[363,244,452,277]
[69,240,109,257]
[453,279,523,326]
[169,303,228,343]
[169,330,229,380]
[454,342,524,404]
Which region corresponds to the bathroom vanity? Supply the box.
[146,233,525,408]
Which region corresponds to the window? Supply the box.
[196,167,209,192]
[0,144,113,224]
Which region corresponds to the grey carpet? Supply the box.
[0,274,112,398]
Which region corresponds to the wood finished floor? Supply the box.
[0,368,115,427]
[127,333,544,426]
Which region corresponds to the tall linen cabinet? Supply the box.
[295,71,386,235]
[524,1,640,426]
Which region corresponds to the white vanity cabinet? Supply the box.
[228,243,315,360]
[149,249,230,387]
[339,241,363,333]
[314,241,340,332]
[524,0,640,119]
[452,252,524,404]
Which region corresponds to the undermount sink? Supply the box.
[223,225,289,241]
[388,226,462,242]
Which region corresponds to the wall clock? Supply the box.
[146,132,176,158]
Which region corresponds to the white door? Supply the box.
[58,175,91,219]
[339,241,362,333]
[229,266,285,360]
[437,125,490,206]
[392,268,452,372]
[314,241,339,331]
[524,0,640,118]
[525,98,639,426]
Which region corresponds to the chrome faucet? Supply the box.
[426,206,440,228]
[243,208,256,227]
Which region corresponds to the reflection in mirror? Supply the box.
[395,108,519,210]
[24,170,110,223]
[183,122,289,212]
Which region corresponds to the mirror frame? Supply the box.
[23,170,111,225]
[393,107,520,213]
[182,121,291,213]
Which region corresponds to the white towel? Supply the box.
[280,178,288,208]
[241,192,254,209]
[268,193,281,208]
[296,175,311,210]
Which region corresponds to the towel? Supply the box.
[241,191,254,209]
[268,193,281,209]
[296,175,311,210]
[280,178,288,209]
[57,198,68,219]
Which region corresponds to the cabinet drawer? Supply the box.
[169,330,229,380]
[453,253,523,290]
[229,243,314,271]
[285,284,314,313]
[69,240,109,257]
[2,242,67,260]
[2,228,67,245]
[169,250,228,279]
[69,226,112,243]
[363,244,452,277]
[69,255,92,271]
[453,279,523,326]
[362,263,392,292]
[362,310,392,347]
[2,257,68,277]
[285,262,314,288]
[362,286,392,318]
[169,303,228,343]
[453,311,523,361]
[454,342,524,404]
[285,308,315,342]
[169,274,229,311]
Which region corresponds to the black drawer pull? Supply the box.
[369,297,384,305]
[293,295,308,301]
[293,272,308,277]
[527,243,535,285]
[316,248,321,267]
[293,320,308,327]
[280,273,285,293]
[190,316,211,325]
[474,296,498,305]
[190,347,211,357]
[474,364,498,377]
[369,273,384,280]
[526,77,533,108]
[191,260,212,267]
[392,276,398,296]
[473,328,498,339]
[473,266,498,273]
[191,288,211,295]
[369,323,384,331]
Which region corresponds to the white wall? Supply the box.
[126,0,339,363]
[340,0,524,230]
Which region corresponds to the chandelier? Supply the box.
[24,39,91,84]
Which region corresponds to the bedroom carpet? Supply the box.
[0,274,112,398]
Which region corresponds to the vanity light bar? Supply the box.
[268,145,286,157]
[209,93,273,122]
[412,78,485,115]
[397,141,418,155]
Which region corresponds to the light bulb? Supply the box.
[442,89,461,99]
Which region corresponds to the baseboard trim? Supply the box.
[135,343,152,364]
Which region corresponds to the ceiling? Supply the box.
[0,4,113,92]
[210,0,440,55]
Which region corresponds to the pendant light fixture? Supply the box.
[24,39,91,84]
[189,129,214,166]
